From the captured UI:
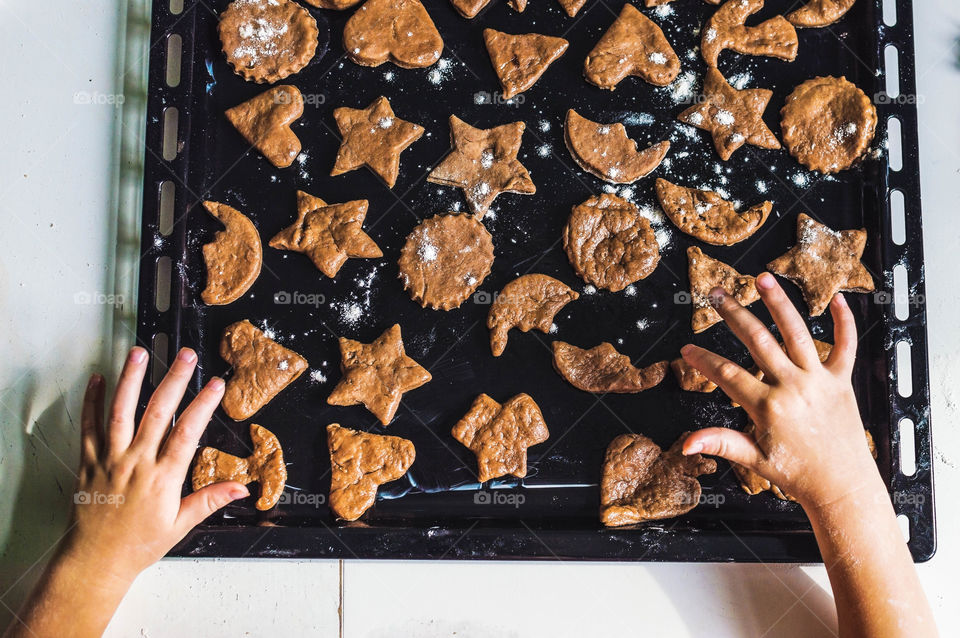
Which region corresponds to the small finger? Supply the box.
[107,347,149,459]
[710,288,794,381]
[174,482,249,538]
[131,348,198,458]
[683,427,764,470]
[825,293,858,375]
[756,273,820,369]
[159,377,225,473]
[681,344,767,409]
[80,374,105,467]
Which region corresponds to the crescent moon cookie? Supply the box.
[331,96,424,187]
[487,274,579,357]
[218,0,319,83]
[584,3,680,90]
[343,0,443,69]
[200,201,262,306]
[780,76,878,174]
[787,0,856,28]
[687,246,760,333]
[563,194,660,292]
[225,85,304,169]
[766,213,875,316]
[677,67,781,161]
[701,0,798,67]
[220,320,309,421]
[600,433,717,527]
[565,109,670,184]
[483,29,569,100]
[192,424,287,511]
[552,341,669,394]
[654,178,772,246]
[398,214,495,311]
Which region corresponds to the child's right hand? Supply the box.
[679,272,881,510]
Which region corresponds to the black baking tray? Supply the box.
[135,0,934,561]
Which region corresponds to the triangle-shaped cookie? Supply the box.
[225,85,304,169]
[483,29,569,99]
[687,246,759,333]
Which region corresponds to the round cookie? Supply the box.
[780,76,877,174]
[563,194,660,292]
[398,213,494,310]
[219,0,319,83]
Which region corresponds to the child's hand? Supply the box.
[63,346,248,582]
[679,273,878,510]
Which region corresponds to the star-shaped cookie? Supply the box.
[331,96,425,187]
[451,393,549,483]
[327,324,432,425]
[767,213,875,316]
[269,190,382,278]
[677,67,780,161]
[427,116,536,217]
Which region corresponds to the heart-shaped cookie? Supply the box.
[584,3,680,89]
[225,85,303,169]
[343,0,443,69]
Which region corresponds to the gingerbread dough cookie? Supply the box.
[220,320,309,421]
[225,85,303,168]
[702,0,798,67]
[556,0,588,17]
[327,423,415,521]
[200,201,262,305]
[269,191,381,278]
[449,0,527,19]
[427,116,536,218]
[452,393,549,483]
[584,4,680,89]
[487,274,579,357]
[219,0,319,83]
[565,109,670,184]
[781,76,877,173]
[563,194,660,292]
[671,358,717,393]
[600,434,717,527]
[552,341,669,393]
[687,246,760,333]
[192,424,286,511]
[327,324,432,425]
[767,213,875,316]
[655,178,772,246]
[398,213,495,310]
[483,29,569,100]
[331,96,424,187]
[343,0,443,69]
[304,0,363,8]
[787,0,856,28]
[678,67,780,161]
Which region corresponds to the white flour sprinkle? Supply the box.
[624,285,636,296]
[669,71,697,103]
[418,241,438,262]
[278,360,289,371]
[310,369,327,384]
[583,284,597,295]
[537,143,552,158]
[648,52,668,65]
[538,119,551,133]
[652,4,673,17]
[480,149,494,168]
[636,319,649,330]
[792,172,811,188]
[622,112,654,126]
[714,110,735,126]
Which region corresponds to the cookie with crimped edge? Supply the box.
[218,0,319,83]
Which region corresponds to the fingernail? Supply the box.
[757,272,775,289]
[230,486,249,500]
[708,287,726,308]
[177,348,197,363]
[685,441,704,455]
[834,292,847,307]
[129,347,147,364]
[208,377,225,391]
[680,344,694,356]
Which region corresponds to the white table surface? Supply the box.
[0,1,957,635]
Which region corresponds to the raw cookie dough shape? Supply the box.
[787,0,856,28]
[331,96,424,187]
[427,116,536,218]
[487,274,579,357]
[327,324,432,425]
[584,3,681,89]
[452,393,549,483]
[766,213,875,316]
[655,178,772,246]
[780,76,877,174]
[565,109,670,184]
[701,0,798,67]
[677,67,780,161]
[687,246,760,333]
[343,0,443,68]
[563,193,660,292]
[327,423,415,521]
[304,0,363,8]
[192,424,286,511]
[448,0,527,19]
[483,29,569,100]
[218,0,319,83]
[600,434,717,526]
[556,0,588,17]
[200,201,262,306]
[268,191,381,278]
[398,213,495,310]
[225,85,304,169]
[220,320,309,421]
[670,358,717,393]
[552,341,669,393]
